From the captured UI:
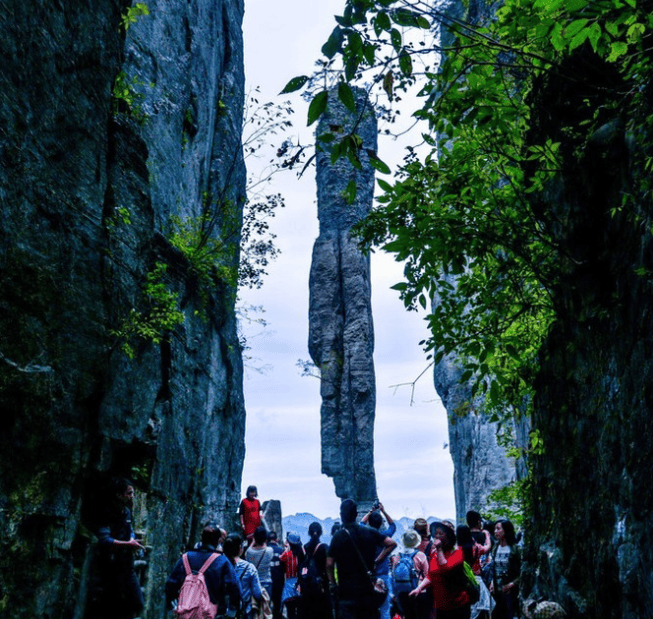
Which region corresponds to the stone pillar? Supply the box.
[308,88,378,511]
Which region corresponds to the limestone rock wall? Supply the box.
[308,88,378,508]
[0,1,246,617]
[521,54,653,619]
[434,351,528,520]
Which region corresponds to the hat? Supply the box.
[286,532,301,545]
[414,518,428,535]
[402,529,421,549]
[430,521,456,547]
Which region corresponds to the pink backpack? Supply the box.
[176,553,219,619]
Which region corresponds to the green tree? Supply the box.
[286,0,653,424]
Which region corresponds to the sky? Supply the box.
[239,0,456,521]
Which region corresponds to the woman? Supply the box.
[391,528,430,619]
[298,522,331,619]
[410,521,471,619]
[457,525,494,619]
[224,533,262,619]
[246,526,274,598]
[279,532,305,619]
[239,485,263,544]
[490,520,520,619]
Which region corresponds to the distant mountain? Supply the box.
[282,513,444,549]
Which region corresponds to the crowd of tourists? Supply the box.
[91,481,524,619]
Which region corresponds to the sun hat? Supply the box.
[286,532,301,545]
[402,529,421,549]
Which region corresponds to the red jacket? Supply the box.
[428,547,470,611]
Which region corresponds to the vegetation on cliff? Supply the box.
[286,0,653,431]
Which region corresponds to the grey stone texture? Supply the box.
[0,1,246,617]
[308,88,378,510]
[433,349,528,520]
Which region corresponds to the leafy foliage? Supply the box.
[121,3,150,31]
[111,262,184,359]
[292,0,653,422]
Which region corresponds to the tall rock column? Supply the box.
[308,88,378,508]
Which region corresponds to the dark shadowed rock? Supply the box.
[308,88,378,510]
[0,1,246,617]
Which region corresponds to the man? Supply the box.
[166,524,241,617]
[327,499,397,619]
[361,502,397,619]
[93,478,145,619]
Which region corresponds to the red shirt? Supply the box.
[239,497,261,537]
[428,547,470,611]
[279,548,300,578]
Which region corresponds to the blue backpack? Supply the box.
[392,551,419,594]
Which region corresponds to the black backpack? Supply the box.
[297,543,324,599]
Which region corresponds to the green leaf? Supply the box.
[568,27,590,50]
[587,22,601,52]
[563,0,589,12]
[307,91,328,126]
[563,18,589,39]
[607,40,628,61]
[366,150,391,174]
[279,75,309,94]
[375,11,391,31]
[391,8,420,27]
[322,26,343,59]
[377,178,393,192]
[399,52,413,77]
[344,179,357,204]
[391,28,402,51]
[338,82,356,112]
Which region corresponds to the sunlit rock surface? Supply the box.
[0,1,246,617]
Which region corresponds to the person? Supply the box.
[165,524,241,617]
[267,531,285,619]
[457,525,494,619]
[409,521,471,619]
[239,485,263,544]
[224,533,263,619]
[390,529,430,619]
[280,532,305,619]
[490,520,520,619]
[413,518,433,559]
[92,478,145,619]
[246,526,275,598]
[361,502,397,619]
[327,498,397,619]
[466,512,492,575]
[298,521,331,619]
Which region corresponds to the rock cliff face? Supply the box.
[0,1,246,617]
[521,56,653,619]
[308,88,378,509]
[434,351,528,520]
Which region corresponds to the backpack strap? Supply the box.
[182,553,192,576]
[198,552,219,574]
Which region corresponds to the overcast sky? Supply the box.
[239,0,456,521]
